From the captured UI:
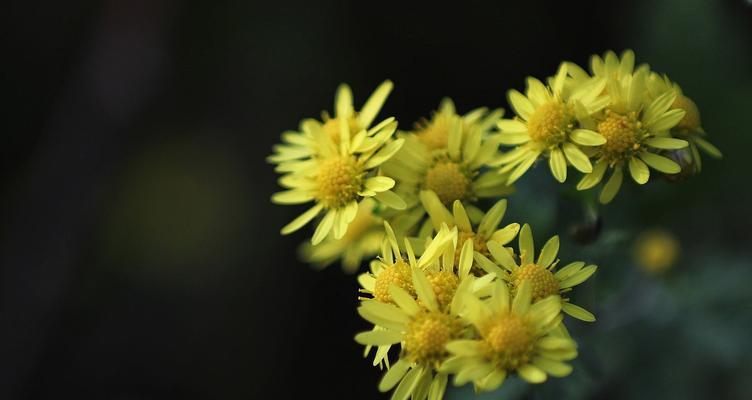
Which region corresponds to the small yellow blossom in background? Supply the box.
[634,229,680,274]
[269,81,407,244]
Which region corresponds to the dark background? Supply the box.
[2,0,751,399]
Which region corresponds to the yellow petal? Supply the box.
[357,80,393,128]
[549,147,567,183]
[628,157,650,184]
[507,90,534,120]
[599,167,623,204]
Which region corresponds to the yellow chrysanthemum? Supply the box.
[441,279,577,392]
[576,56,690,203]
[299,198,384,273]
[645,72,722,174]
[381,99,513,211]
[473,224,598,322]
[494,63,609,183]
[419,191,519,273]
[355,223,491,400]
[270,82,408,244]
[634,229,680,274]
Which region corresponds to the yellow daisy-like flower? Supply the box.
[299,198,384,273]
[576,64,690,204]
[355,224,489,400]
[473,224,598,322]
[441,279,577,392]
[494,63,608,184]
[271,83,408,244]
[381,99,512,210]
[268,80,394,166]
[419,191,519,271]
[634,229,680,275]
[645,72,722,174]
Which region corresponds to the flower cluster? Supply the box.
[353,204,597,399]
[268,50,719,399]
[494,50,721,203]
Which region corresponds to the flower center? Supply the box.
[424,161,471,206]
[512,263,560,301]
[403,311,462,366]
[425,270,459,310]
[482,313,536,370]
[597,110,642,160]
[315,155,363,208]
[671,95,701,132]
[527,101,572,146]
[373,260,414,303]
[323,116,361,145]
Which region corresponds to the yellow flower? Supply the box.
[441,279,577,392]
[299,198,384,273]
[634,229,680,274]
[474,224,598,322]
[576,56,690,203]
[355,223,488,400]
[419,191,519,273]
[270,82,408,244]
[494,63,608,183]
[381,98,513,211]
[645,72,722,174]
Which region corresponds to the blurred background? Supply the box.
[2,0,751,399]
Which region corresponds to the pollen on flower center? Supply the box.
[527,101,572,146]
[403,311,461,366]
[672,95,701,132]
[323,116,361,145]
[482,313,536,370]
[597,110,641,157]
[373,260,414,303]
[425,161,471,206]
[315,155,363,208]
[426,270,459,310]
[512,263,560,301]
